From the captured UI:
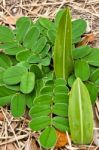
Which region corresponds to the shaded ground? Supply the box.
[0,0,99,149]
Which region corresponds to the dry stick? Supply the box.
[66,131,73,150]
[0,5,14,18]
[2,0,6,7]
[0,134,29,146]
[16,2,99,18]
[1,108,21,149]
[69,4,99,18]
[17,1,81,7]
[83,0,88,8]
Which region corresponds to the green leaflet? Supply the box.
[23,26,40,49]
[5,85,20,92]
[84,48,99,66]
[16,20,31,43]
[53,103,68,117]
[85,82,98,104]
[0,95,13,106]
[20,72,35,94]
[68,78,93,144]
[72,46,92,59]
[16,17,32,28]
[25,90,36,108]
[72,19,87,43]
[40,127,57,149]
[3,66,27,85]
[0,67,5,84]
[54,8,73,80]
[47,29,56,44]
[90,69,99,86]
[0,26,14,42]
[0,53,12,69]
[68,74,76,87]
[31,36,47,53]
[74,60,90,81]
[29,116,51,131]
[52,116,69,132]
[16,50,32,61]
[29,105,51,118]
[4,45,25,56]
[30,64,43,79]
[0,85,16,97]
[0,85,16,106]
[11,93,26,117]
[39,18,54,30]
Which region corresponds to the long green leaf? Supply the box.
[54,8,73,80]
[68,78,93,144]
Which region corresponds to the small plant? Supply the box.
[29,78,69,148]
[0,7,98,149]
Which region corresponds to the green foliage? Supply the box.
[3,66,27,85]
[68,78,93,144]
[11,93,26,117]
[0,26,14,42]
[54,8,73,80]
[0,6,98,149]
[20,72,35,94]
[29,78,69,148]
[74,60,90,81]
[40,127,57,149]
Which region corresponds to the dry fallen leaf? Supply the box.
[55,130,69,148]
[77,33,95,47]
[1,15,20,25]
[0,112,5,121]
[7,143,16,150]
[25,138,40,150]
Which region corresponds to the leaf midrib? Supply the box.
[78,81,83,143]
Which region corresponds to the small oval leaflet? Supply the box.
[3,66,27,85]
[0,53,12,69]
[20,72,35,94]
[0,26,14,42]
[11,93,26,117]
[90,69,99,86]
[23,26,40,49]
[84,48,99,66]
[85,82,98,104]
[74,59,90,81]
[29,116,51,131]
[40,127,57,149]
[72,46,92,59]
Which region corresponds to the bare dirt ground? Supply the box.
[0,0,99,150]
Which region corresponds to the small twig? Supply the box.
[1,108,21,149]
[0,134,29,146]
